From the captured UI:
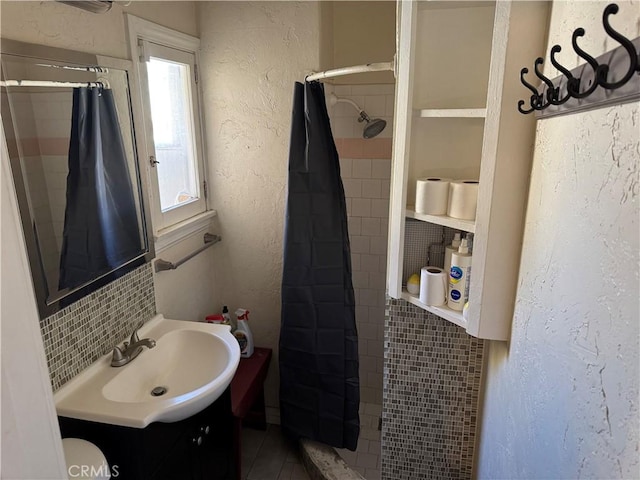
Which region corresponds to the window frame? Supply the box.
[126,15,211,248]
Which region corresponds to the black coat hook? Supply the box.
[599,3,639,89]
[517,99,535,115]
[533,57,556,107]
[517,2,639,116]
[517,67,541,114]
[568,28,603,98]
[549,45,576,105]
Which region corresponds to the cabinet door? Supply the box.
[194,389,234,480]
[142,416,193,476]
[149,429,198,480]
[59,389,235,480]
[58,416,146,480]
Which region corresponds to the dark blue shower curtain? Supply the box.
[59,87,142,290]
[279,81,360,451]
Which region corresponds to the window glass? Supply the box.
[127,15,208,236]
[147,57,198,212]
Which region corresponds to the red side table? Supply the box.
[230,347,272,480]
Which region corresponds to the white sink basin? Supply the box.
[54,314,240,428]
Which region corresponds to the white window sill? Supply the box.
[153,210,217,254]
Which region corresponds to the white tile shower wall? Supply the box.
[40,263,156,391]
[346,179,390,405]
[331,84,395,139]
[336,401,383,480]
[328,83,394,407]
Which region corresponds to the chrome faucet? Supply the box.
[111,322,156,367]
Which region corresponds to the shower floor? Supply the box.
[242,402,381,480]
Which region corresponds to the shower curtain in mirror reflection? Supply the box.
[280,81,360,451]
[59,88,141,290]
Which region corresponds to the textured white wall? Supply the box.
[197,1,321,418]
[0,1,198,58]
[477,2,639,478]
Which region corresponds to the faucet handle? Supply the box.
[129,321,144,345]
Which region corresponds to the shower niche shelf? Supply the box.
[416,108,487,118]
[405,208,475,234]
[387,0,550,341]
[401,288,467,329]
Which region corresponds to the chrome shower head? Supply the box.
[363,118,387,139]
[329,93,387,139]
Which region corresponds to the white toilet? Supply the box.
[61,438,111,480]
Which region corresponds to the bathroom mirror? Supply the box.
[1,40,154,318]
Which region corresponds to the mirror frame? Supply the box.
[1,39,155,319]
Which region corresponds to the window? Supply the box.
[127,16,210,242]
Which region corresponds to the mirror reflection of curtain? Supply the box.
[59,87,141,290]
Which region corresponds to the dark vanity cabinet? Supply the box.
[58,388,234,480]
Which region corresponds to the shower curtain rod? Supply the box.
[305,60,395,82]
[36,63,109,73]
[0,80,109,89]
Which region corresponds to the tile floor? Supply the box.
[243,403,381,480]
[241,425,310,480]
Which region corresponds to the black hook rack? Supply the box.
[517,3,640,119]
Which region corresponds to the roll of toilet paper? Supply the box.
[419,266,448,306]
[447,180,479,220]
[415,178,452,215]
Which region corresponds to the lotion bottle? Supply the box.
[448,238,472,311]
[444,232,462,279]
[233,309,254,358]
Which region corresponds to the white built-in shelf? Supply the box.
[416,108,487,118]
[401,289,467,329]
[388,1,548,340]
[418,1,495,12]
[405,207,476,233]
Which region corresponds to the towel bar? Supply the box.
[154,233,221,272]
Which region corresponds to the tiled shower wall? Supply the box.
[382,298,485,480]
[328,83,394,406]
[41,264,156,391]
[327,83,394,479]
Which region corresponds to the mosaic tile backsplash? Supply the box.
[382,297,485,480]
[41,263,156,391]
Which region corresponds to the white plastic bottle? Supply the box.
[233,309,254,358]
[448,238,472,311]
[444,232,462,279]
[222,305,232,329]
[464,233,474,252]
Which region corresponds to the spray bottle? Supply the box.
[448,238,472,311]
[233,309,254,358]
[444,232,462,279]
